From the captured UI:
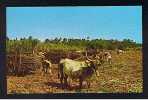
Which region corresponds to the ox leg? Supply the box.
[45,67,47,74]
[109,59,110,64]
[42,68,44,75]
[87,81,91,88]
[60,76,65,89]
[9,64,13,74]
[109,59,112,64]
[108,58,111,65]
[10,63,15,75]
[15,67,18,76]
[60,76,64,85]
[79,77,83,89]
[59,64,64,86]
[44,65,48,75]
[48,68,52,75]
[44,65,47,74]
[12,64,16,75]
[68,77,72,88]
[64,75,68,88]
[59,72,64,85]
[42,67,45,76]
[106,58,108,62]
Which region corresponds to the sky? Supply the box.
[7,6,142,43]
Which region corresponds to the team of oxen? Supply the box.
[38,49,124,89]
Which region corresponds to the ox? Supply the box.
[95,51,105,64]
[7,56,16,74]
[41,59,52,74]
[38,52,52,75]
[58,53,100,89]
[104,51,112,64]
[117,49,124,54]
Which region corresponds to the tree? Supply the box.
[45,39,50,43]
[87,36,90,40]
[6,36,9,40]
[28,36,32,40]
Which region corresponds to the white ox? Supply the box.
[58,56,100,89]
[117,49,125,54]
[104,52,112,64]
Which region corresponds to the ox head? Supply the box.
[38,52,46,61]
[85,51,101,76]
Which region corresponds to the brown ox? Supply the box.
[39,52,52,75]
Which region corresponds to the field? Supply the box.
[7,50,143,93]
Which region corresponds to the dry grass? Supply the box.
[7,50,143,94]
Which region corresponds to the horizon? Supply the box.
[7,6,142,43]
[7,35,142,44]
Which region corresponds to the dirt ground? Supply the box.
[7,50,143,94]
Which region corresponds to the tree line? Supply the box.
[6,36,142,53]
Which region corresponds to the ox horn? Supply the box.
[85,51,95,62]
